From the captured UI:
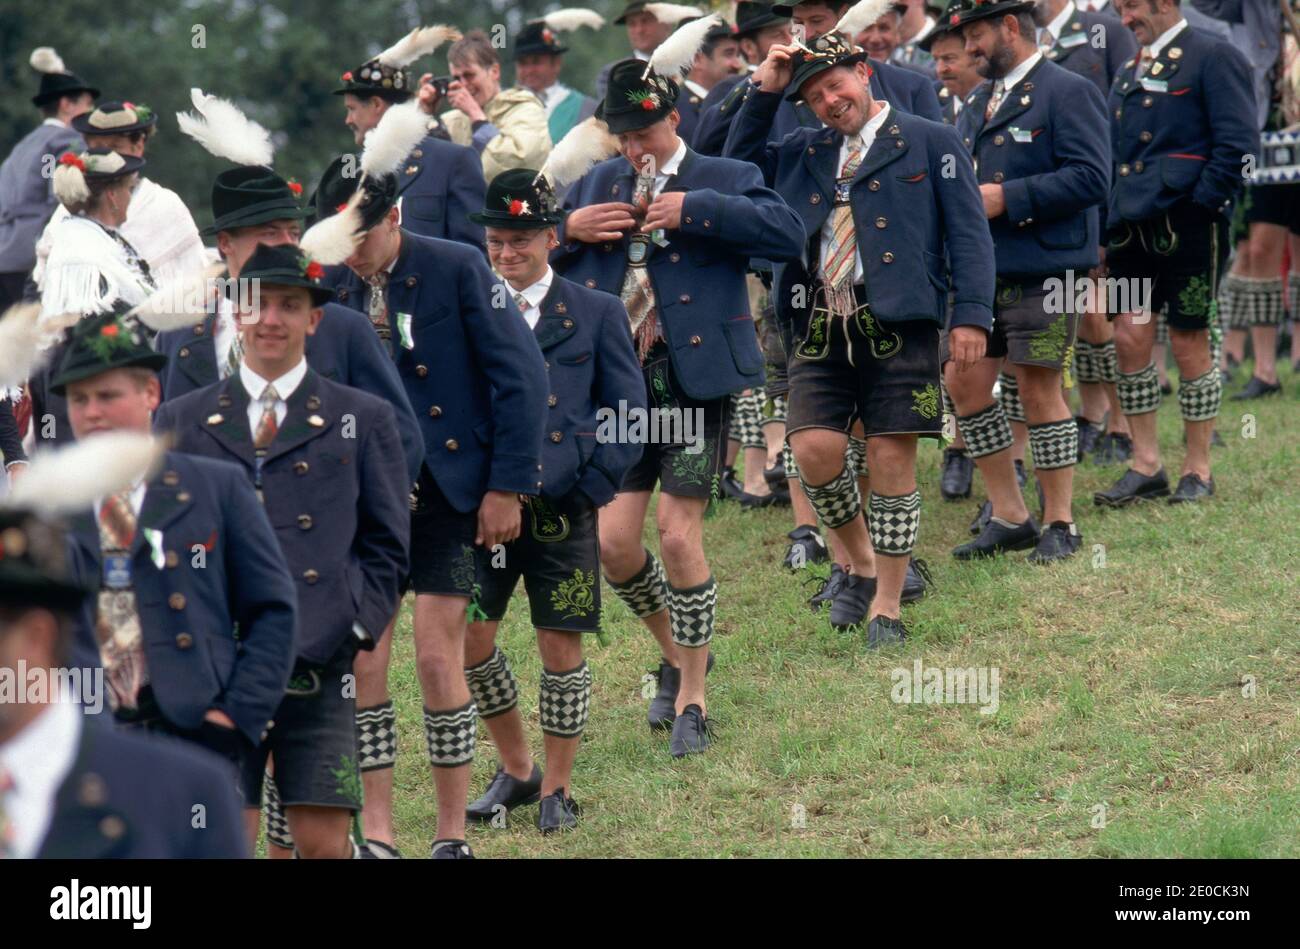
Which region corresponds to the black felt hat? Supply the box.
[613,0,653,25]
[736,1,792,36]
[204,166,311,237]
[71,100,157,137]
[784,30,869,101]
[312,155,410,234]
[0,508,93,612]
[238,243,334,307]
[515,20,571,58]
[29,47,99,107]
[948,0,1035,28]
[56,148,145,182]
[919,0,966,49]
[469,168,565,229]
[595,59,680,134]
[49,301,167,396]
[334,58,415,101]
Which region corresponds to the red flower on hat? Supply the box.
[336,202,348,212]
[950,12,960,23]
[59,152,85,171]
[101,324,120,338]
[509,199,525,216]
[342,71,354,81]
[641,99,656,111]
[287,179,303,196]
[542,28,554,44]
[304,261,324,281]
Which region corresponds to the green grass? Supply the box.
[378,364,1300,857]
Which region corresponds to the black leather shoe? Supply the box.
[738,489,778,510]
[952,516,1040,560]
[940,449,974,499]
[1167,473,1215,504]
[669,704,712,758]
[807,563,847,611]
[866,615,908,649]
[466,763,542,822]
[829,573,876,630]
[1092,432,1132,465]
[1076,417,1102,460]
[647,653,714,731]
[1093,468,1170,507]
[537,789,580,834]
[1232,376,1282,400]
[1027,521,1082,564]
[720,466,745,500]
[969,499,992,535]
[764,460,787,487]
[784,525,829,569]
[431,839,474,859]
[901,558,933,604]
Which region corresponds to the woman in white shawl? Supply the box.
[37,147,156,321]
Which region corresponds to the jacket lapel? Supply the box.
[980,58,1045,137]
[853,113,910,184]
[176,312,219,389]
[37,722,132,859]
[201,375,257,467]
[802,127,842,207]
[128,461,194,561]
[533,282,578,351]
[261,369,332,464]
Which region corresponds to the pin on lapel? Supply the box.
[207,413,223,425]
[308,415,326,428]
[306,395,321,411]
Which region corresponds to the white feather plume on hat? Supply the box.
[176,88,274,167]
[645,3,705,25]
[537,117,620,189]
[6,432,167,516]
[29,47,66,74]
[647,12,722,79]
[541,9,607,31]
[52,160,90,208]
[299,190,365,267]
[835,0,896,39]
[375,25,462,68]
[130,262,226,333]
[360,100,430,179]
[0,304,49,389]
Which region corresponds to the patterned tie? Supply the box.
[620,173,661,362]
[0,767,15,859]
[97,489,148,712]
[224,321,244,380]
[984,80,1006,121]
[254,385,280,450]
[821,144,864,319]
[1038,28,1053,56]
[1137,46,1154,78]
[367,272,392,352]
[513,292,530,316]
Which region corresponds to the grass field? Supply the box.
[380,363,1299,858]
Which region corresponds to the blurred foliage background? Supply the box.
[0,0,640,221]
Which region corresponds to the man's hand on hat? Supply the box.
[447,80,486,123]
[642,192,685,233]
[416,73,442,115]
[565,202,639,243]
[753,43,799,94]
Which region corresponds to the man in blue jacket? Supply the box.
[554,59,803,757]
[319,165,548,857]
[729,31,995,642]
[52,303,297,782]
[460,169,644,832]
[154,245,410,859]
[1094,0,1255,506]
[947,0,1110,563]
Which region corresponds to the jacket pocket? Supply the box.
[402,194,446,223]
[1034,216,1087,251]
[722,317,763,375]
[1160,154,1204,191]
[922,250,948,292]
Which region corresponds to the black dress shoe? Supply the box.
[431,839,474,859]
[1094,468,1170,507]
[1231,376,1282,400]
[829,573,876,630]
[900,558,933,604]
[466,763,543,822]
[720,466,745,500]
[361,839,403,859]
[866,615,908,650]
[738,489,778,510]
[1167,473,1215,504]
[1027,521,1082,564]
[952,516,1040,560]
[1092,432,1132,465]
[784,525,829,569]
[969,499,992,535]
[1076,417,1102,460]
[807,563,847,611]
[940,449,974,500]
[537,789,580,834]
[669,704,712,758]
[647,653,714,731]
[1160,380,1173,395]
[764,460,787,487]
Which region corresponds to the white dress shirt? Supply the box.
[1000,51,1044,97]
[682,79,709,101]
[0,702,82,858]
[508,266,554,330]
[240,358,308,433]
[1043,1,1076,43]
[820,103,892,285]
[652,138,689,197]
[538,82,575,117]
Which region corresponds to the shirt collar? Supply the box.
[240,357,308,402]
[0,701,82,852]
[846,102,891,151]
[1047,1,1075,39]
[682,79,709,99]
[658,138,689,178]
[1146,18,1187,59]
[42,118,66,128]
[513,266,554,309]
[634,49,651,62]
[1000,50,1043,90]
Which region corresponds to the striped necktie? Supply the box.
[367,272,392,352]
[254,384,280,450]
[821,144,864,318]
[513,292,529,316]
[984,80,1006,121]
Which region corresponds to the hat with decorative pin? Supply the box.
[71,100,157,137]
[312,156,405,234]
[334,26,461,101]
[29,47,99,107]
[784,30,870,101]
[735,1,791,36]
[947,0,1034,28]
[596,59,681,133]
[515,9,607,59]
[470,168,565,229]
[919,0,965,49]
[51,148,145,208]
[236,243,333,306]
[49,300,167,395]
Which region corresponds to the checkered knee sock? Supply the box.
[423,701,476,768]
[356,700,397,772]
[1073,339,1099,384]
[263,772,294,849]
[957,402,1014,458]
[847,435,869,479]
[1240,276,1284,326]
[743,388,767,449]
[868,490,921,558]
[1117,363,1161,416]
[539,662,593,738]
[1156,307,1170,345]
[1096,339,1119,384]
[606,548,668,618]
[464,647,519,720]
[1029,418,1079,470]
[768,393,788,427]
[1178,368,1221,422]
[799,462,862,529]
[1219,273,1247,330]
[1289,274,1300,322]
[667,575,718,648]
[998,370,1025,423]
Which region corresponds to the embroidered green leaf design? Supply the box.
[550,568,596,619]
[912,383,940,420]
